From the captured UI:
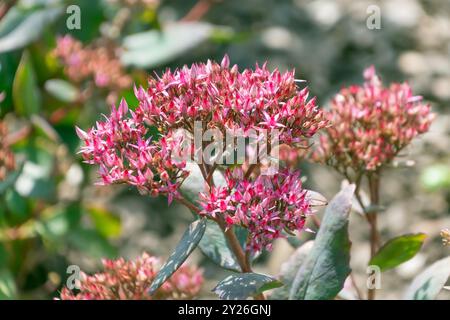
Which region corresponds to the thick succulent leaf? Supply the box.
[121,22,213,68]
[213,273,283,300]
[289,184,355,300]
[0,6,62,53]
[199,220,242,272]
[149,219,206,294]
[270,241,314,300]
[403,256,450,300]
[370,233,426,272]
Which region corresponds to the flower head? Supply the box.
[59,253,203,300]
[312,66,434,172]
[77,99,189,203]
[199,168,311,252]
[134,55,328,144]
[54,35,132,104]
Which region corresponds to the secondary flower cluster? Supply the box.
[54,35,132,104]
[0,121,15,181]
[312,66,434,172]
[59,253,203,300]
[199,168,311,252]
[76,99,189,204]
[134,55,328,144]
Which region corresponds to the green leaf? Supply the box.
[44,79,79,103]
[0,269,17,299]
[5,189,30,224]
[403,256,450,300]
[12,51,41,117]
[0,6,62,53]
[370,233,427,272]
[121,22,213,68]
[87,206,121,239]
[149,218,206,295]
[270,241,314,300]
[289,184,355,300]
[213,273,283,300]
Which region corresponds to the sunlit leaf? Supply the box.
[0,269,17,300]
[87,206,121,239]
[121,22,213,68]
[403,256,450,300]
[12,51,41,117]
[0,6,62,53]
[44,79,79,103]
[149,218,206,295]
[213,273,283,300]
[289,184,355,300]
[370,233,427,272]
[270,241,314,300]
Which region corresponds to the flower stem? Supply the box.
[216,216,266,300]
[367,173,381,300]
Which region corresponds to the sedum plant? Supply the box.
[75,57,448,300]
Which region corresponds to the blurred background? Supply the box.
[0,0,449,299]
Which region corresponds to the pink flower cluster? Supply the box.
[77,56,327,205]
[59,253,203,300]
[134,55,328,144]
[54,35,132,104]
[76,99,189,204]
[199,168,311,252]
[312,66,434,171]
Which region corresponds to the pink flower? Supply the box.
[135,55,328,143]
[77,98,189,203]
[312,66,435,172]
[58,253,203,300]
[199,168,311,252]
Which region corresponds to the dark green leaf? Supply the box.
[149,218,206,295]
[0,162,23,194]
[403,256,450,300]
[370,233,426,272]
[68,228,117,259]
[213,273,283,300]
[199,220,241,272]
[289,184,355,300]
